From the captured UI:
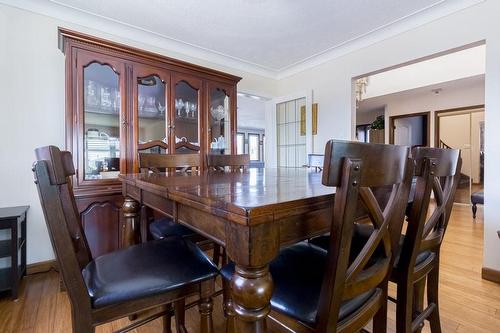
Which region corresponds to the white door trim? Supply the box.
[265,90,313,167]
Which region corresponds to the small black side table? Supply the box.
[0,206,29,299]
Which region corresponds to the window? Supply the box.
[248,133,260,161]
[237,133,245,154]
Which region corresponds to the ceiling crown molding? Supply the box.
[0,0,485,80]
[0,0,278,78]
[275,0,485,79]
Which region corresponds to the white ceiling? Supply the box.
[358,74,485,113]
[3,0,483,78]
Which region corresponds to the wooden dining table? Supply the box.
[119,168,336,333]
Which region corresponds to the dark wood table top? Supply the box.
[120,168,335,222]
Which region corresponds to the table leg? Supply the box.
[122,196,141,248]
[230,265,273,333]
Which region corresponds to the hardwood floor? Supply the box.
[0,204,497,332]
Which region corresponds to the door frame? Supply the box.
[265,90,313,167]
[389,112,431,146]
[434,104,485,147]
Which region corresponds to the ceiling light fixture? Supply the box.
[355,77,369,108]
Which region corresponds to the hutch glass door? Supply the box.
[80,55,125,183]
[172,75,201,154]
[133,65,170,165]
[208,86,232,154]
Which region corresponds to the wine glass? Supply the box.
[190,103,197,118]
[138,95,145,112]
[176,99,184,117]
[157,101,166,115]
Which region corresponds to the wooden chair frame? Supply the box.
[138,153,201,175]
[206,154,250,172]
[391,147,462,333]
[316,141,413,332]
[224,140,414,333]
[33,146,214,333]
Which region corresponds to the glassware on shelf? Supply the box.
[175,98,184,117]
[101,86,113,109]
[210,105,227,121]
[113,89,121,112]
[138,95,146,112]
[85,80,99,107]
[145,96,156,113]
[157,101,166,115]
[184,101,190,118]
[190,102,197,118]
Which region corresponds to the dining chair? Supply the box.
[206,153,250,320]
[138,153,201,242]
[206,154,250,171]
[390,147,461,333]
[309,147,461,333]
[221,140,414,332]
[33,146,217,333]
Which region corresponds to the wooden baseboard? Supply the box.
[27,259,57,275]
[481,267,500,284]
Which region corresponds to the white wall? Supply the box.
[0,3,277,265]
[382,79,485,145]
[275,0,500,272]
[364,44,486,99]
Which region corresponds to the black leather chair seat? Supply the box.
[221,242,376,325]
[83,238,218,309]
[309,224,431,269]
[149,217,197,240]
[471,191,484,205]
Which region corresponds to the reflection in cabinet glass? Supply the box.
[249,134,260,161]
[209,88,231,154]
[137,75,167,154]
[174,81,199,153]
[83,63,121,180]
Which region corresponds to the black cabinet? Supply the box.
[0,206,28,299]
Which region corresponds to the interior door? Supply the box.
[132,64,170,171]
[439,113,471,203]
[394,123,411,146]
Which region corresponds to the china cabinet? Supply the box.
[59,28,240,257]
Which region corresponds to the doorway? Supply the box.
[389,112,430,146]
[435,106,485,204]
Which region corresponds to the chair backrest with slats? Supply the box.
[398,147,461,272]
[33,146,92,311]
[138,153,200,174]
[317,140,413,331]
[206,154,250,171]
[137,140,169,155]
